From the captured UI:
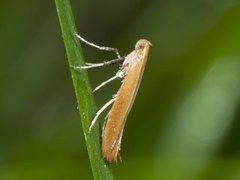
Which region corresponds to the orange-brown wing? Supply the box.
[101,41,150,163]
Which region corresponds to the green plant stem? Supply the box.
[55,0,113,179]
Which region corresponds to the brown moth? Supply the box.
[101,39,151,162]
[73,34,151,163]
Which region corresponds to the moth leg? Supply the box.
[110,127,123,163]
[70,57,124,70]
[75,33,121,58]
[104,94,117,120]
[117,129,123,163]
[93,71,125,92]
[89,96,117,133]
[101,95,117,136]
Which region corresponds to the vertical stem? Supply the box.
[55,0,113,179]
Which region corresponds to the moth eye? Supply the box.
[139,44,144,49]
[135,42,144,50]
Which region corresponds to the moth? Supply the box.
[73,33,152,163]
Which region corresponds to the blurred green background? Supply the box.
[1,0,240,179]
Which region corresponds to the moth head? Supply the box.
[135,39,152,50]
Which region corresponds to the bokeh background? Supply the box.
[1,0,240,179]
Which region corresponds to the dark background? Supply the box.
[1,0,240,179]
